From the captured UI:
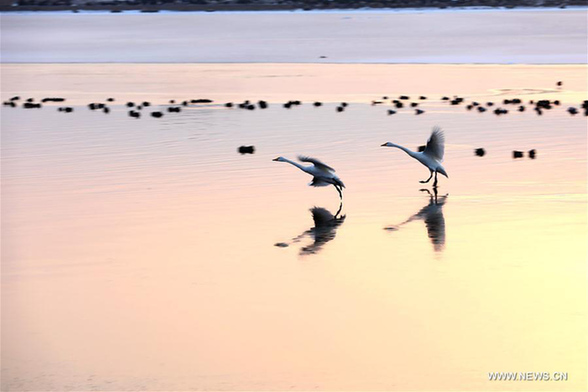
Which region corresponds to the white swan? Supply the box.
[272,156,345,199]
[381,126,448,187]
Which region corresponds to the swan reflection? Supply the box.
[276,203,346,255]
[385,188,448,252]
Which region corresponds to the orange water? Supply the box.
[1,63,586,391]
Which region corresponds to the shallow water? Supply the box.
[1,63,587,391]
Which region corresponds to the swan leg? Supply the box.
[433,171,438,188]
[334,185,343,200]
[420,170,433,184]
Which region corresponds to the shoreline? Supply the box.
[1,3,585,13]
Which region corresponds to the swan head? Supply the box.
[381,142,393,147]
[272,156,286,162]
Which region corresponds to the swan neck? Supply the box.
[283,158,307,172]
[389,143,418,158]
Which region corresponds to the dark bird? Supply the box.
[513,151,524,158]
[41,97,65,103]
[567,107,578,115]
[238,146,255,154]
[475,148,486,157]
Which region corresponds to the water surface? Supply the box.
[2,62,586,391]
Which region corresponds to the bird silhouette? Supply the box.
[385,188,448,252]
[276,203,346,255]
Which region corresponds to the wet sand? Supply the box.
[1,62,587,391]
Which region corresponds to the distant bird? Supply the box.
[528,149,536,159]
[513,151,524,158]
[475,148,486,157]
[381,126,448,187]
[238,145,255,154]
[272,156,345,199]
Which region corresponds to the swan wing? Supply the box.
[298,156,336,173]
[423,126,445,162]
[309,178,331,187]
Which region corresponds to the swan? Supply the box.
[381,126,448,187]
[272,156,345,199]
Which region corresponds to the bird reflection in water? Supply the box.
[275,202,346,255]
[385,188,448,252]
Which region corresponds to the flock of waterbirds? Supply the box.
[4,83,584,254]
[4,83,586,201]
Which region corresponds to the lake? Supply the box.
[1,9,587,392]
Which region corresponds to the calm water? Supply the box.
[1,62,586,391]
[2,9,587,63]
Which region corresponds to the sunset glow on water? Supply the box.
[1,9,587,392]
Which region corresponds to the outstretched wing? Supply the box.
[423,126,445,162]
[298,156,336,172]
